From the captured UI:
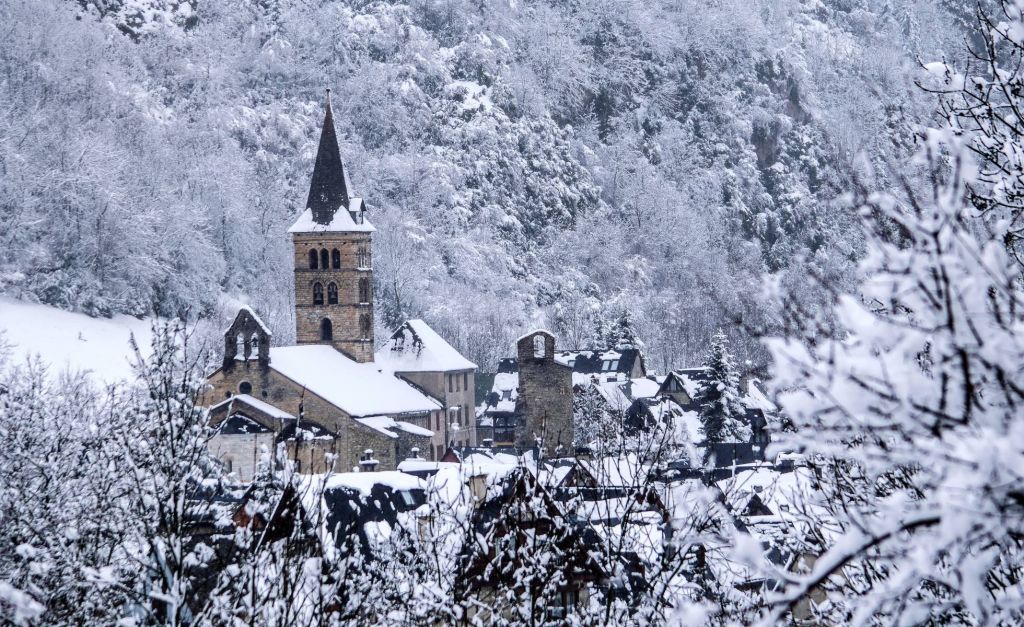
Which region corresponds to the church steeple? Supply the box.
[306,89,350,225]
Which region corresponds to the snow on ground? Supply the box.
[0,296,153,385]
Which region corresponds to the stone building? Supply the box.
[376,319,478,459]
[514,330,574,454]
[204,92,473,480]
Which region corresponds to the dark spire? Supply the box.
[305,89,350,225]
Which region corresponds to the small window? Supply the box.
[225,458,233,473]
[313,282,324,305]
[320,318,333,341]
[327,282,338,305]
[239,381,252,395]
[319,249,329,269]
[533,335,546,359]
[308,249,318,269]
[359,314,371,339]
[463,372,468,390]
[331,248,341,269]
[358,277,371,303]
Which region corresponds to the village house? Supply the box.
[205,92,475,481]
[375,319,478,459]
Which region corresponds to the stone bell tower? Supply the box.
[289,90,375,363]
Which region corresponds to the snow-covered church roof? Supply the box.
[289,89,374,234]
[375,319,477,372]
[267,345,441,417]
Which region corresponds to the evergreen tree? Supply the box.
[610,309,643,354]
[692,331,748,463]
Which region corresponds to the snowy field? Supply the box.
[0,296,153,385]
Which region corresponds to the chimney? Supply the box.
[483,438,493,448]
[359,449,378,472]
[409,447,423,460]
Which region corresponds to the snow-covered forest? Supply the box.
[4,0,1024,625]
[0,0,977,371]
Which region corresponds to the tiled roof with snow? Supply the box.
[554,349,643,376]
[375,319,476,372]
[356,415,434,439]
[268,345,441,417]
[209,393,295,420]
[287,198,375,234]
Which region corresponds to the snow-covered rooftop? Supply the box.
[323,470,426,496]
[208,393,295,419]
[356,415,434,439]
[267,345,441,417]
[224,305,272,336]
[375,319,476,372]
[287,198,375,233]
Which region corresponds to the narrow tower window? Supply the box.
[327,282,338,305]
[308,249,318,269]
[320,318,333,341]
[320,249,329,269]
[358,277,371,303]
[331,249,341,269]
[313,282,324,305]
[533,335,546,359]
[359,314,371,339]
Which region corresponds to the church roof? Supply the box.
[375,319,477,372]
[287,197,375,233]
[267,345,441,417]
[304,90,350,225]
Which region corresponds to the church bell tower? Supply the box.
[289,90,375,362]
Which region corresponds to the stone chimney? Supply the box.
[359,449,379,472]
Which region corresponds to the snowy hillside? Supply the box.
[0,296,153,384]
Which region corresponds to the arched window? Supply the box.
[358,277,371,303]
[250,333,260,352]
[331,248,341,269]
[359,314,371,339]
[533,335,546,359]
[320,318,333,341]
[236,333,245,357]
[308,249,318,269]
[312,282,324,305]
[327,282,338,304]
[239,381,252,395]
[320,248,329,269]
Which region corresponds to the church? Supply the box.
[204,92,477,482]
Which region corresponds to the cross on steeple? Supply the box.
[306,88,350,225]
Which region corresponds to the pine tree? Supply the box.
[610,309,643,353]
[692,331,748,462]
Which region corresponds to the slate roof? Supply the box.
[305,90,349,225]
[554,349,645,377]
[217,413,273,435]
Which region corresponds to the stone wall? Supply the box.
[208,432,275,483]
[515,331,573,454]
[292,232,374,362]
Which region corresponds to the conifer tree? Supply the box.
[692,331,748,462]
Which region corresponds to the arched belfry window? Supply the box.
[359,314,371,339]
[533,335,546,359]
[320,318,333,341]
[358,277,371,303]
[308,249,318,269]
[320,249,329,270]
[313,282,324,305]
[327,282,338,305]
[331,249,341,269]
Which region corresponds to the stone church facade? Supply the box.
[205,91,475,482]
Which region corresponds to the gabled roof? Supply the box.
[267,345,441,417]
[555,348,645,377]
[305,90,350,225]
[209,393,295,421]
[375,319,477,372]
[217,413,273,435]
